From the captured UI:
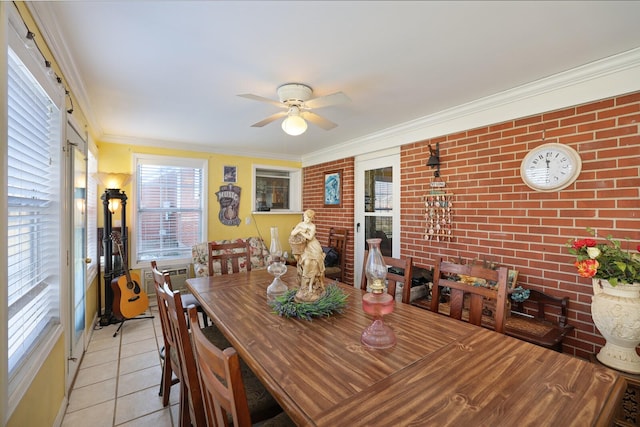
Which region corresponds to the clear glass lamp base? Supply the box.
[266,262,288,302]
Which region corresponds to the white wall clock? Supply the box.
[520,142,582,192]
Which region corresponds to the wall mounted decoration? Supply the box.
[216,184,241,226]
[520,142,582,192]
[424,192,454,241]
[223,165,237,183]
[324,170,342,207]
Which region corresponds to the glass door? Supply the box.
[354,151,400,287]
[67,124,87,390]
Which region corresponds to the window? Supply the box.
[6,8,64,405]
[132,155,207,267]
[252,165,301,212]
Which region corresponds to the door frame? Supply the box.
[66,120,88,392]
[354,148,400,287]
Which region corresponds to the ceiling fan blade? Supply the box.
[301,111,337,130]
[250,111,287,127]
[238,93,285,108]
[304,91,350,109]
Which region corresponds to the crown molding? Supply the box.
[302,47,640,166]
[25,1,640,167]
[27,2,102,135]
[100,134,302,162]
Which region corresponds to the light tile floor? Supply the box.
[61,302,178,427]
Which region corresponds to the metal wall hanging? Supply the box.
[423,191,454,241]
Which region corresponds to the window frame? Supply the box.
[252,164,302,213]
[131,154,208,269]
[3,4,66,418]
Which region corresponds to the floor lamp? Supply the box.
[98,174,130,326]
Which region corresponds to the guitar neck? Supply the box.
[114,239,133,282]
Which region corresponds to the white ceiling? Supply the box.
[29,1,640,162]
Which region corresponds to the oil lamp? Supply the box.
[361,238,396,349]
[266,227,288,302]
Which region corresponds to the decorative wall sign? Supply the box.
[216,184,241,226]
[324,170,342,207]
[223,165,237,183]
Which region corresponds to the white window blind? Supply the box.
[7,47,61,376]
[134,156,206,264]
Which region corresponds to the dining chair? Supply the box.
[151,265,180,407]
[151,260,209,326]
[325,227,348,282]
[187,306,295,426]
[360,252,414,304]
[430,258,509,333]
[209,240,252,276]
[160,274,234,427]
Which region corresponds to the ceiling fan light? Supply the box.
[281,115,307,136]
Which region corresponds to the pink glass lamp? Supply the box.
[361,238,396,349]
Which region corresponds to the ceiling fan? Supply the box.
[238,83,350,136]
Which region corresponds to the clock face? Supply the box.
[520,143,582,192]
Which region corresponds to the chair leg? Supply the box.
[160,354,172,406]
[179,381,190,427]
[200,310,209,327]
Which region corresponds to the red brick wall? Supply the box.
[302,158,355,284]
[307,91,640,359]
[402,91,640,359]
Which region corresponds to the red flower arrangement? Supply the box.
[567,228,640,286]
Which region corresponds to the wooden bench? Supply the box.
[506,289,574,352]
[413,288,574,352]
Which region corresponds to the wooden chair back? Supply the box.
[159,276,206,426]
[325,227,348,282]
[430,259,509,333]
[209,240,252,276]
[150,260,180,406]
[187,306,253,427]
[360,252,414,304]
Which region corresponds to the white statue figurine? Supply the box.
[289,209,326,302]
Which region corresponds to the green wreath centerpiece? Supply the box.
[269,283,348,320]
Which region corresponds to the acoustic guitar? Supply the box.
[110,232,149,319]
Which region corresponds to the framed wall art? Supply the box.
[323,170,342,207]
[223,165,237,183]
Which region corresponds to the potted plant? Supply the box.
[567,228,640,373]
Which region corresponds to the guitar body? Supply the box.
[111,271,149,319]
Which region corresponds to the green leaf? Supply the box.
[614,261,627,273]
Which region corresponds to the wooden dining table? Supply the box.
[187,269,625,427]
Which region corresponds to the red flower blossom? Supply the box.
[572,238,597,250]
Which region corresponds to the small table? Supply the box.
[188,269,625,426]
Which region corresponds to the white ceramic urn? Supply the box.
[591,278,640,374]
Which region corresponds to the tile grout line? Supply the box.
[112,324,123,427]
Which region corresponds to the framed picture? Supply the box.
[323,170,342,207]
[223,165,237,183]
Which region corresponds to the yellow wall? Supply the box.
[96,141,303,257]
[7,336,65,427]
